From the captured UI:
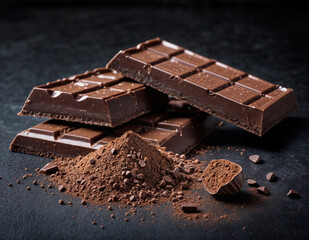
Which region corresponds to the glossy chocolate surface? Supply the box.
[18,67,167,127]
[107,38,298,136]
[11,101,220,157]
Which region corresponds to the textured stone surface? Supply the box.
[0,4,308,240]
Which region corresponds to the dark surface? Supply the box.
[0,2,309,240]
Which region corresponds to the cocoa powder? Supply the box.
[49,131,204,206]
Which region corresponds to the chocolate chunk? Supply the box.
[58,185,66,192]
[110,148,117,155]
[172,167,180,178]
[158,179,166,188]
[136,174,144,180]
[287,189,300,198]
[181,203,198,213]
[163,175,172,183]
[59,199,65,205]
[266,172,276,181]
[257,186,270,195]
[39,162,58,175]
[138,160,146,168]
[249,155,261,164]
[247,179,258,187]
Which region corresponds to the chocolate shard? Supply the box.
[287,189,300,198]
[10,101,220,157]
[247,179,258,187]
[249,155,261,163]
[18,67,167,128]
[257,186,270,195]
[107,38,298,136]
[39,162,58,175]
[266,172,276,181]
[181,203,198,213]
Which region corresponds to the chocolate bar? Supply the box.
[18,67,167,127]
[10,103,220,157]
[107,38,298,136]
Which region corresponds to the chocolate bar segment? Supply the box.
[107,38,298,136]
[10,102,220,157]
[18,67,167,127]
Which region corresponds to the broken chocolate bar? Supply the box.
[107,38,298,136]
[18,67,167,127]
[10,102,220,157]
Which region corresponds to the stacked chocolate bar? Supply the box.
[10,38,298,158]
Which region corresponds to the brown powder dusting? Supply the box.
[202,159,242,195]
[49,131,204,206]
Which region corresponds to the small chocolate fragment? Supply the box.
[58,185,66,192]
[59,199,65,205]
[266,172,276,181]
[110,148,117,155]
[287,189,300,198]
[81,199,87,205]
[138,160,146,168]
[26,186,31,191]
[39,163,58,175]
[181,203,198,213]
[257,186,270,195]
[249,155,261,164]
[247,179,258,187]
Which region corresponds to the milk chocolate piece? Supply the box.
[247,179,258,187]
[108,38,298,136]
[10,102,220,157]
[18,67,167,127]
[181,203,198,213]
[266,172,276,181]
[39,162,58,175]
[249,155,261,163]
[257,186,270,195]
[287,189,300,198]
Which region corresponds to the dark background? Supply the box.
[0,0,308,239]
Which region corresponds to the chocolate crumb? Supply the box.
[92,221,97,225]
[58,185,66,192]
[287,189,300,198]
[249,155,261,164]
[266,172,276,182]
[26,186,31,190]
[81,199,87,205]
[181,203,197,213]
[247,179,258,187]
[8,183,13,187]
[59,199,65,205]
[257,186,270,195]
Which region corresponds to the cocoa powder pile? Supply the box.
[49,131,204,206]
